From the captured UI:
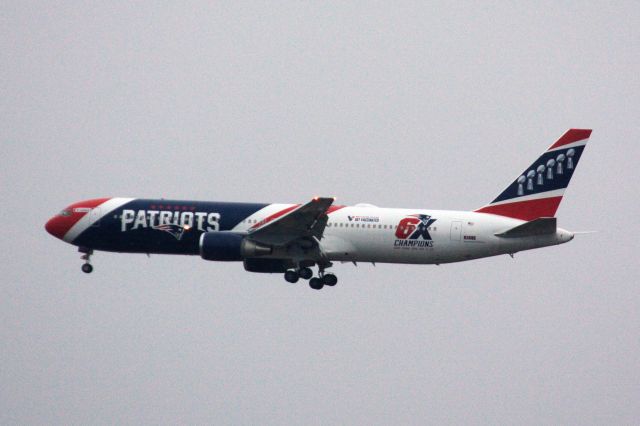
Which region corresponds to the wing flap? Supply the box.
[495,217,557,238]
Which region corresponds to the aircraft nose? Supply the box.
[45,198,110,242]
[45,215,69,240]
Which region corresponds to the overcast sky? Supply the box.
[1,2,639,424]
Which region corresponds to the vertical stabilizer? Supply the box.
[475,129,591,221]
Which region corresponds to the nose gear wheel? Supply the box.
[79,247,94,273]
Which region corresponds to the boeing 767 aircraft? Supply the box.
[45,129,590,289]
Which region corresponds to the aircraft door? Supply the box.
[450,220,462,241]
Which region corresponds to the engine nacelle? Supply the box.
[199,232,272,261]
[243,258,290,273]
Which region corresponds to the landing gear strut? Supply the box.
[79,247,93,273]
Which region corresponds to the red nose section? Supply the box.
[45,216,70,240]
[45,198,111,241]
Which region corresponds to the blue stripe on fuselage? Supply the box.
[72,199,268,254]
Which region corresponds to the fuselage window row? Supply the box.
[326,223,437,232]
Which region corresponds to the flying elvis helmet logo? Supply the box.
[395,214,437,240]
[152,224,186,240]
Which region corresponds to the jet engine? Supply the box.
[199,232,272,261]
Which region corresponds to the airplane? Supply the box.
[45,129,591,290]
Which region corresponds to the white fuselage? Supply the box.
[232,206,572,265]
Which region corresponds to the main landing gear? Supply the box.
[298,267,313,280]
[308,274,337,290]
[79,247,94,273]
[284,270,299,283]
[283,266,338,290]
[284,267,313,284]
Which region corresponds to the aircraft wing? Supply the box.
[247,197,335,246]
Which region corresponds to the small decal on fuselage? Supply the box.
[347,215,380,222]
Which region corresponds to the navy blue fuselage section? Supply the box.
[72,199,268,254]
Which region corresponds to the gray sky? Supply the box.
[1,2,639,424]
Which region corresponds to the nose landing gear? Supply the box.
[79,247,93,273]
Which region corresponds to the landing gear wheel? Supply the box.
[323,274,337,286]
[79,247,94,274]
[298,267,313,280]
[309,277,324,290]
[284,270,299,283]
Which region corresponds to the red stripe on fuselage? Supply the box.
[327,205,345,214]
[548,129,591,150]
[45,198,111,240]
[475,196,562,221]
[250,204,346,230]
[250,204,300,229]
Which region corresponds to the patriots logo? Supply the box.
[152,224,186,240]
[395,214,437,240]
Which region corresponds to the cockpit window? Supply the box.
[59,209,72,217]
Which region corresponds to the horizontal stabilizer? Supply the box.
[495,217,556,238]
